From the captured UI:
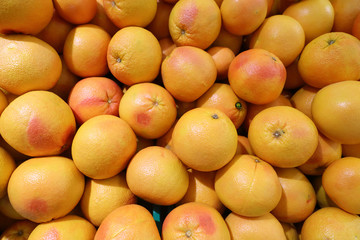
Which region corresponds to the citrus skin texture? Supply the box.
[298,32,360,88]
[107,26,162,86]
[215,154,282,217]
[94,204,161,240]
[311,80,360,145]
[71,115,137,179]
[169,0,222,49]
[0,91,76,157]
[322,157,360,214]
[248,106,319,168]
[301,207,360,239]
[28,215,96,240]
[162,202,231,240]
[7,156,85,223]
[0,34,62,95]
[172,107,238,172]
[0,0,54,35]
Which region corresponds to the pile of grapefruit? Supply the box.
[0,0,360,239]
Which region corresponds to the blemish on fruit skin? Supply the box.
[211,114,219,119]
[27,116,75,153]
[27,116,56,151]
[178,4,198,31]
[198,213,215,234]
[137,113,151,125]
[257,62,283,81]
[28,198,47,214]
[232,52,283,81]
[306,194,313,204]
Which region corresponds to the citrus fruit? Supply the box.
[206,47,235,81]
[36,11,74,53]
[162,202,231,240]
[90,0,119,36]
[196,83,247,129]
[225,212,287,240]
[0,0,54,35]
[28,215,96,240]
[146,0,173,39]
[330,0,360,33]
[271,167,316,223]
[103,0,157,28]
[243,94,292,131]
[68,77,123,124]
[126,146,189,206]
[0,220,37,240]
[107,26,162,86]
[80,171,137,227]
[7,156,85,223]
[71,115,137,179]
[283,0,335,43]
[168,0,222,49]
[118,82,177,139]
[311,80,360,144]
[0,91,76,157]
[0,34,62,95]
[290,84,318,119]
[249,14,305,66]
[215,154,282,217]
[0,194,25,220]
[53,0,97,25]
[300,207,360,239]
[172,107,238,172]
[63,24,111,78]
[298,132,342,176]
[228,48,287,105]
[243,94,292,130]
[94,204,161,240]
[322,156,360,214]
[178,169,225,214]
[161,46,217,102]
[283,56,305,90]
[248,106,319,168]
[221,0,268,36]
[210,27,243,55]
[298,32,360,88]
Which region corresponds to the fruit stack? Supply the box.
[0,0,360,239]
